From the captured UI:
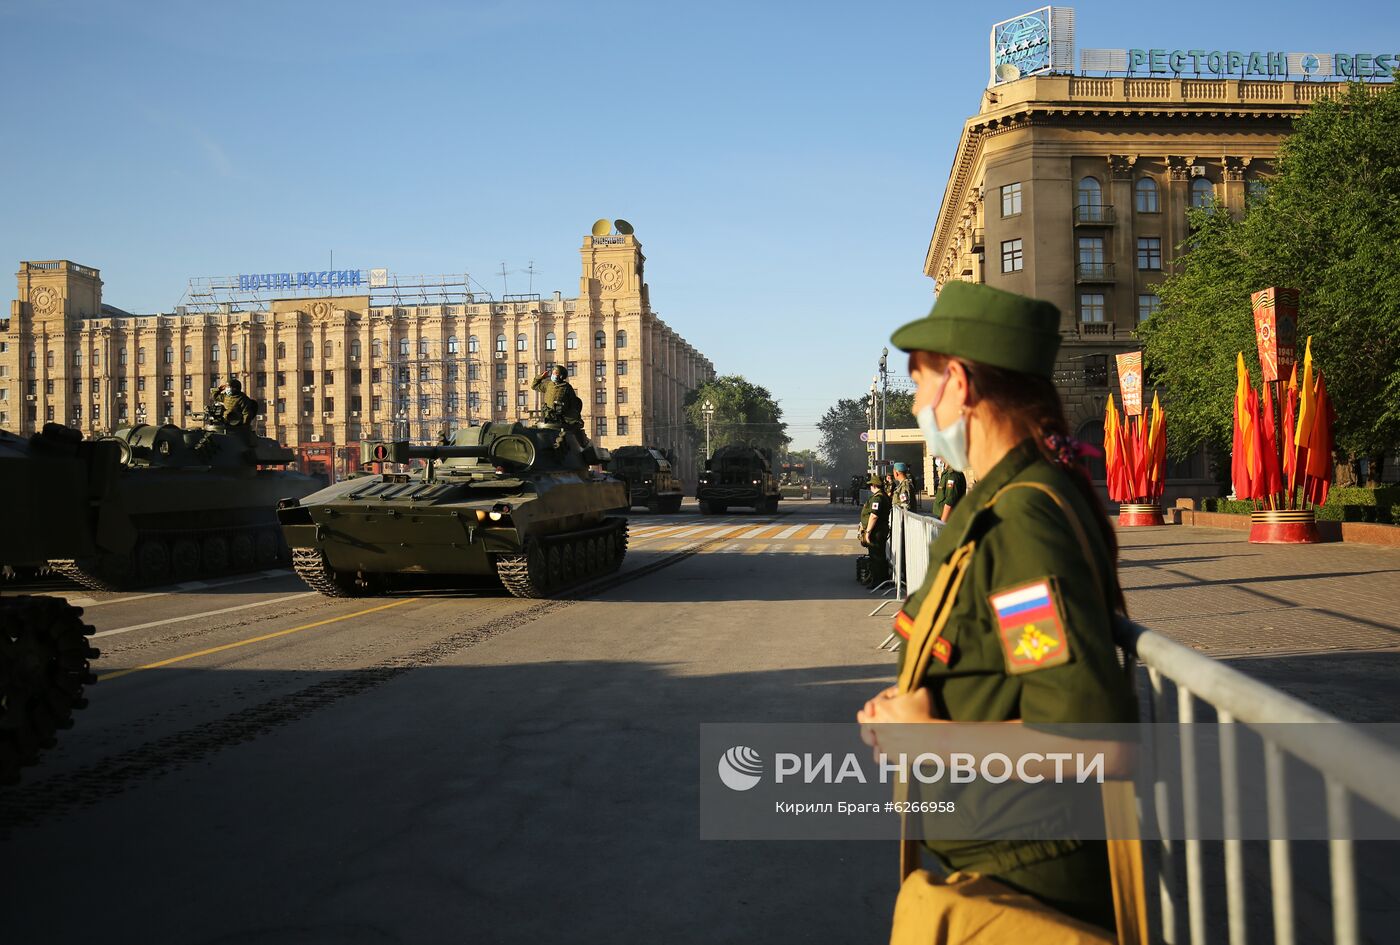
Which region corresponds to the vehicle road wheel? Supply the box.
[698,500,713,515]
[547,545,564,587]
[229,532,256,572]
[661,495,683,513]
[254,529,280,567]
[290,548,377,598]
[201,534,230,575]
[561,541,577,585]
[713,502,728,515]
[135,539,171,585]
[170,538,200,580]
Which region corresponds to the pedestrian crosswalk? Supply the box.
[626,517,861,555]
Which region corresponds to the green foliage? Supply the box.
[683,376,789,458]
[1138,81,1400,460]
[1200,485,1400,523]
[816,390,917,483]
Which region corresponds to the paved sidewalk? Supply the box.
[1119,525,1400,721]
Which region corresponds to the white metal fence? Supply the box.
[868,507,1400,942]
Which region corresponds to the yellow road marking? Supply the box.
[96,598,414,682]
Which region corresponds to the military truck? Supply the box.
[278,421,628,599]
[606,446,684,513]
[696,444,781,514]
[0,423,112,781]
[47,411,320,590]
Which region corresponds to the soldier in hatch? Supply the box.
[532,364,590,450]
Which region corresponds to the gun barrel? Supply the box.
[360,441,491,465]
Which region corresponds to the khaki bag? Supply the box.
[888,482,1148,945]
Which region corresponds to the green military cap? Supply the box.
[890,281,1062,378]
[868,474,884,488]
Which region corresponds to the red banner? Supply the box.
[1251,287,1300,382]
[1115,351,1143,417]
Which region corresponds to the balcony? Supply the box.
[1073,205,1116,226]
[1075,263,1116,283]
[970,227,985,249]
[1077,321,1117,340]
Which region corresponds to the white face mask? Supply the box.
[916,370,971,472]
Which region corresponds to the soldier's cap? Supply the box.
[868,474,884,488]
[893,462,907,473]
[890,281,1061,379]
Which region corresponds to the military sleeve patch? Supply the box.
[891,609,953,665]
[893,609,915,639]
[989,579,1070,675]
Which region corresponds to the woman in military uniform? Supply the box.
[855,281,1135,933]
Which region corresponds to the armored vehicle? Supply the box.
[0,423,113,781]
[47,414,320,590]
[278,421,628,599]
[606,445,684,513]
[696,444,781,514]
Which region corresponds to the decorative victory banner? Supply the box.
[1251,287,1300,382]
[1115,351,1144,416]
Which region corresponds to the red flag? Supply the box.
[1258,384,1283,500]
[1305,372,1336,506]
[1131,415,1150,500]
[1281,364,1299,495]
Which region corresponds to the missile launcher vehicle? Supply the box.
[605,445,684,513]
[696,444,781,515]
[277,421,628,599]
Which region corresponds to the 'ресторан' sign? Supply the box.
[1123,49,1396,79]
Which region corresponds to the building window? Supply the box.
[1001,182,1022,217]
[1077,176,1102,209]
[1135,178,1159,213]
[419,366,430,381]
[230,343,239,361]
[91,350,100,367]
[324,370,335,385]
[445,364,457,382]
[277,342,287,359]
[161,345,172,365]
[137,377,145,391]
[371,339,381,359]
[46,405,54,422]
[495,334,507,353]
[595,388,607,404]
[91,377,100,393]
[566,332,578,350]
[447,336,458,354]
[517,391,528,408]
[399,338,410,357]
[469,391,480,410]
[596,417,608,437]
[595,360,606,378]
[517,333,528,352]
[1080,293,1106,323]
[257,371,268,387]
[616,361,628,376]
[257,343,267,361]
[301,341,312,360]
[468,335,479,354]
[209,343,220,362]
[545,332,556,351]
[323,397,334,413]
[468,363,480,381]
[1001,239,1024,273]
[516,364,527,381]
[567,361,577,377]
[594,330,606,349]
[71,378,81,394]
[118,377,128,391]
[275,372,285,387]
[495,362,507,381]
[1190,177,1215,209]
[46,350,54,368]
[304,370,315,386]
[119,349,128,367]
[1246,178,1268,206]
[617,416,629,436]
[616,330,627,349]
[1077,236,1105,277]
[616,388,628,404]
[350,340,361,359]
[1084,355,1109,388]
[1137,237,1162,270]
[1138,294,1162,324]
[495,390,507,410]
[183,345,193,363]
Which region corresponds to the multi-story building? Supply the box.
[924,73,1385,497]
[0,225,715,480]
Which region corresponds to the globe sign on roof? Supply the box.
[990,6,1076,86]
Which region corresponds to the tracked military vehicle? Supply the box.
[606,446,684,513]
[0,423,113,781]
[696,444,781,514]
[278,421,628,599]
[47,412,320,590]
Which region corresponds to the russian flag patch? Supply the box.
[989,579,1070,674]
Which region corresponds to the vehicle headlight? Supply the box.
[488,502,512,522]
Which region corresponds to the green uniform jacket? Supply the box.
[894,441,1135,876]
[893,479,914,511]
[532,376,583,427]
[221,392,257,427]
[932,468,967,513]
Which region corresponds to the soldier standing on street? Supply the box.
[859,473,892,587]
[935,462,966,522]
[856,281,1136,935]
[891,462,915,512]
[532,365,590,450]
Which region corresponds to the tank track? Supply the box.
[49,523,287,592]
[495,517,628,599]
[290,549,383,598]
[0,595,99,784]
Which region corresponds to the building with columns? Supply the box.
[924,73,1386,498]
[0,225,714,480]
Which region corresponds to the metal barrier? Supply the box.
[872,508,942,634]
[1116,616,1400,945]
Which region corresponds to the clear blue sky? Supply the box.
[3,0,1396,450]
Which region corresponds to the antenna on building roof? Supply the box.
[526,260,536,294]
[499,262,509,297]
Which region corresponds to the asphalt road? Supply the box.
[3,499,895,944]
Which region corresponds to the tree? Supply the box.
[683,376,789,461]
[1139,80,1400,466]
[817,389,918,483]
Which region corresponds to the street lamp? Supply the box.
[879,346,889,466]
[701,399,715,459]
